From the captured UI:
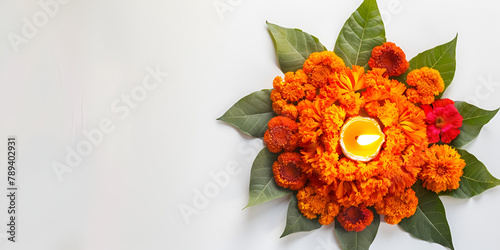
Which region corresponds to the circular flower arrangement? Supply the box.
[265,47,466,229]
[218,0,499,249]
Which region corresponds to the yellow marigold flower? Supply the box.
[406,67,445,105]
[368,42,409,77]
[273,152,307,190]
[378,100,399,127]
[419,144,465,193]
[264,116,299,153]
[303,51,346,88]
[337,205,374,232]
[375,188,418,224]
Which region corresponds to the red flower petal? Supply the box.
[440,127,461,143]
[426,124,441,143]
[432,98,454,108]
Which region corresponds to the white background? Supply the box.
[1,0,500,249]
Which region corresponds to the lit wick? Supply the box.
[355,135,381,146]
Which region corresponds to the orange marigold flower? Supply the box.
[264,116,299,153]
[419,144,465,193]
[383,126,408,154]
[364,68,389,88]
[273,152,307,190]
[303,51,346,88]
[335,180,363,207]
[297,183,336,222]
[337,205,374,232]
[375,188,418,224]
[273,71,306,102]
[303,83,317,100]
[378,100,399,127]
[406,67,445,105]
[364,101,381,117]
[318,202,341,225]
[332,65,366,94]
[368,42,409,77]
[358,177,390,206]
[379,151,418,195]
[281,104,298,120]
[393,96,427,147]
[337,158,358,181]
[339,91,364,116]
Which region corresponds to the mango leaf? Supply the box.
[218,89,274,138]
[245,147,291,208]
[267,21,327,74]
[399,182,454,250]
[441,149,500,198]
[451,101,499,148]
[334,0,386,70]
[334,207,380,250]
[281,194,321,237]
[397,35,457,98]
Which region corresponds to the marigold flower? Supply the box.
[364,68,388,88]
[393,96,427,147]
[375,188,418,224]
[358,177,390,206]
[337,158,358,181]
[368,42,409,77]
[337,205,374,232]
[281,104,298,120]
[378,100,399,127]
[421,98,463,143]
[339,91,364,116]
[273,152,307,190]
[333,65,366,94]
[419,144,465,193]
[297,182,338,224]
[273,70,306,102]
[303,51,346,88]
[378,151,417,195]
[406,67,445,105]
[383,126,408,154]
[264,116,299,153]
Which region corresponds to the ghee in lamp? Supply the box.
[340,116,385,162]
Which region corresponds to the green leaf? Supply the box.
[267,22,327,74]
[399,182,454,250]
[218,89,274,138]
[451,101,499,148]
[334,0,386,70]
[334,207,380,250]
[397,35,457,98]
[280,194,322,237]
[245,148,291,208]
[441,149,500,198]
